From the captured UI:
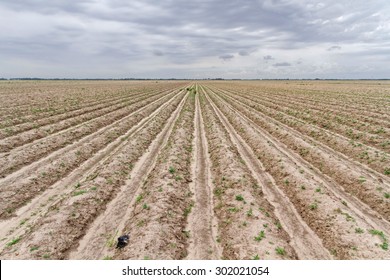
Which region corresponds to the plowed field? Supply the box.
[0,80,389,260]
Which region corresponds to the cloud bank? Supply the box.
[0,0,389,78]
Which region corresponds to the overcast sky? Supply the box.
[1,0,389,79]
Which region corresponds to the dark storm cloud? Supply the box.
[0,0,389,78]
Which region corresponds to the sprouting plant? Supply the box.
[142,203,150,210]
[275,247,286,255]
[384,193,390,199]
[252,254,260,260]
[369,229,388,250]
[247,208,253,217]
[168,166,176,174]
[136,194,143,203]
[235,194,244,201]
[358,176,366,184]
[309,202,318,210]
[254,231,265,242]
[228,207,239,213]
[7,237,21,247]
[30,246,39,252]
[72,190,87,196]
[355,228,364,234]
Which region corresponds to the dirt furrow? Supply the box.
[211,85,390,153]
[0,89,162,152]
[213,86,389,176]
[112,90,196,260]
[0,89,148,139]
[185,89,221,259]
[0,89,176,176]
[214,89,390,222]
[0,91,187,259]
[199,88,298,260]
[205,86,390,259]
[202,86,330,259]
[0,90,185,241]
[0,90,183,219]
[0,86,166,143]
[68,90,190,260]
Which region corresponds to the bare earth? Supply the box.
[0,80,389,260]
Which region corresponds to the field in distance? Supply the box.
[0,79,389,260]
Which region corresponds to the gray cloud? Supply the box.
[219,54,234,61]
[0,0,389,78]
[239,50,250,56]
[263,55,274,61]
[273,62,292,67]
[328,46,342,51]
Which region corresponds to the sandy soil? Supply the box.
[0,80,389,260]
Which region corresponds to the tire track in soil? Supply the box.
[201,86,331,260]
[185,89,221,260]
[0,90,187,246]
[67,91,189,260]
[210,87,390,231]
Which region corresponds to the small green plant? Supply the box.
[136,194,143,203]
[30,246,39,252]
[355,228,364,234]
[275,221,282,230]
[358,176,366,184]
[315,188,321,193]
[254,231,265,242]
[6,237,20,247]
[168,166,176,174]
[300,185,306,190]
[369,229,388,250]
[106,230,119,248]
[252,254,260,260]
[142,203,150,210]
[246,208,253,217]
[184,202,194,217]
[384,193,390,199]
[236,194,244,201]
[384,168,390,175]
[103,256,113,260]
[228,207,239,213]
[175,175,182,181]
[275,247,286,255]
[309,202,318,210]
[42,254,50,259]
[72,190,87,196]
